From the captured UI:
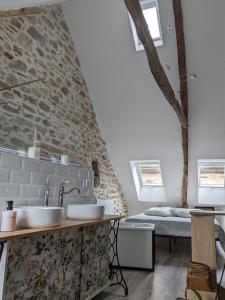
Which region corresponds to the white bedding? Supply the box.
[145,207,174,217]
[127,213,191,223]
[144,207,200,218]
[125,213,224,244]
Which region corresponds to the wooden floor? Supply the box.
[94,238,225,300]
[94,237,191,300]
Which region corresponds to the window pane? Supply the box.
[199,166,225,187]
[139,164,163,186]
[143,7,161,39]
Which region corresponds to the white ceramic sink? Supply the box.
[67,204,105,220]
[15,206,63,229]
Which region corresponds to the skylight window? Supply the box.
[198,161,225,188]
[131,160,163,187]
[129,0,163,51]
[198,160,225,205]
[139,163,163,186]
[130,160,166,202]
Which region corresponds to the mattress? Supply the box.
[126,213,225,252]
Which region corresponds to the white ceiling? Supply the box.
[0,0,67,10]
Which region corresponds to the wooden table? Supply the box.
[0,215,122,241]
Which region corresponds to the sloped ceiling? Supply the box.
[0,0,67,10]
[63,0,225,215]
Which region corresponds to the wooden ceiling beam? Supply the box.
[124,0,188,128]
[0,7,42,18]
[172,0,189,207]
[172,0,188,117]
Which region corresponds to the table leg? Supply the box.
[108,220,128,296]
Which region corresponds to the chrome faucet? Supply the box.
[58,180,81,207]
[44,178,50,207]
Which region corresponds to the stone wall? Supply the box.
[0,5,127,214]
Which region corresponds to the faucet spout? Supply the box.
[58,180,81,207]
[64,187,81,195]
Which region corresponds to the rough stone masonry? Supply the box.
[0,5,127,215]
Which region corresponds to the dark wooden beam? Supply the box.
[124,0,188,128]
[172,0,189,207]
[0,7,41,18]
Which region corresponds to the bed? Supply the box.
[126,213,225,253]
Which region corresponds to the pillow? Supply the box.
[171,208,192,218]
[171,208,202,218]
[144,207,174,217]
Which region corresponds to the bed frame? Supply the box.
[158,234,220,254]
[158,207,216,253]
[156,234,190,253]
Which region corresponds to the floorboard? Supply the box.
[94,237,191,300]
[94,238,225,300]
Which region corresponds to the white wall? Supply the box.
[182,0,225,207]
[62,0,225,215]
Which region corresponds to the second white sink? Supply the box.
[15,206,63,229]
[67,204,105,220]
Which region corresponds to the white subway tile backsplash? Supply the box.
[80,168,89,180]
[47,199,59,207]
[0,183,20,197]
[74,178,85,195]
[55,165,69,177]
[0,169,10,183]
[69,166,80,178]
[63,181,75,191]
[13,199,30,207]
[89,170,94,181]
[28,198,44,206]
[63,197,81,205]
[52,187,59,198]
[48,175,62,187]
[0,154,93,207]
[22,158,41,172]
[20,185,39,198]
[0,198,29,211]
[64,193,80,202]
[11,170,30,184]
[38,186,56,200]
[30,173,48,185]
[40,161,56,175]
[38,186,45,198]
[1,153,22,170]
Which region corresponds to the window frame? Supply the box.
[135,160,163,187]
[198,159,225,189]
[128,0,163,51]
